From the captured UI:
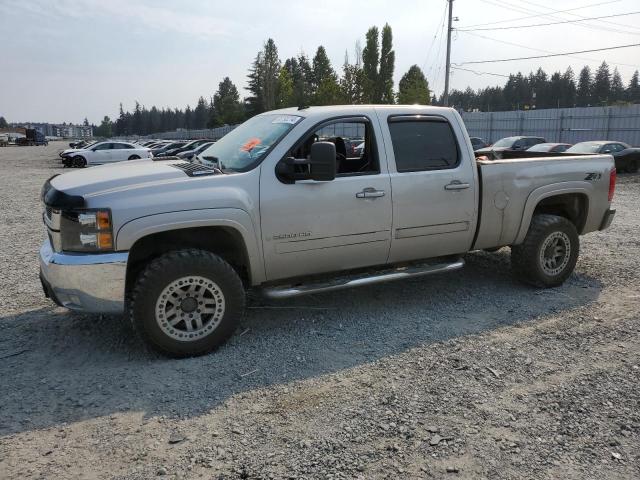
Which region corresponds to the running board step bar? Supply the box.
[261,258,465,299]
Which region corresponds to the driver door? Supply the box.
[259,116,392,281]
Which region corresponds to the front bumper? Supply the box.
[599,208,616,231]
[39,239,128,313]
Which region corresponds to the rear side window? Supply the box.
[388,119,459,172]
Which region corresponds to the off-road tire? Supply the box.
[128,249,245,358]
[511,214,579,288]
[72,155,86,168]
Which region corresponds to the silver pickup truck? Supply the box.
[40,105,616,357]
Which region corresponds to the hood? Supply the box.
[50,159,213,199]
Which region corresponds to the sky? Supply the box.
[1,0,639,124]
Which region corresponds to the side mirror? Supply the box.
[276,141,336,183]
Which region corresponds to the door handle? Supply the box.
[356,187,386,198]
[444,181,470,191]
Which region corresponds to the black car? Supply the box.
[565,141,640,173]
[470,136,488,151]
[475,136,546,159]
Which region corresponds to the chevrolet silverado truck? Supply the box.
[39,105,617,357]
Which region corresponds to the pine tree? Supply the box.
[276,67,295,108]
[627,70,640,103]
[592,61,611,106]
[213,77,245,125]
[561,67,577,107]
[362,26,379,103]
[341,50,365,104]
[311,46,341,105]
[576,66,592,107]
[0,116,8,128]
[611,68,625,103]
[194,96,208,129]
[397,65,430,104]
[378,24,395,104]
[246,39,281,116]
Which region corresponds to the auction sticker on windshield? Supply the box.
[271,115,300,124]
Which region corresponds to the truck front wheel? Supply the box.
[128,249,245,357]
[511,214,579,288]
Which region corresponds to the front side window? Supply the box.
[388,118,459,172]
[93,143,111,151]
[199,114,302,171]
[286,119,378,176]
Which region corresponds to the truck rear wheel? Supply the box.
[511,214,579,288]
[128,249,245,357]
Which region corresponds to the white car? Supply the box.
[61,141,152,168]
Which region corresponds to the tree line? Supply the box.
[93,26,640,136]
[443,63,640,112]
[102,24,431,137]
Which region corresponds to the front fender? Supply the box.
[115,208,265,285]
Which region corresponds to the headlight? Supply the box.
[60,208,114,252]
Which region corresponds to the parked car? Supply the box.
[526,142,572,153]
[151,141,186,156]
[470,136,488,151]
[60,141,152,167]
[0,133,9,147]
[39,105,616,357]
[475,136,546,159]
[564,141,640,173]
[178,141,214,160]
[59,141,98,159]
[157,139,211,158]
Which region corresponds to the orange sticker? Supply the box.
[240,137,261,152]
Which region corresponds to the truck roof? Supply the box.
[261,104,457,119]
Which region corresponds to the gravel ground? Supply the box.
[0,142,639,479]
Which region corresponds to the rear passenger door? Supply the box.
[379,112,478,263]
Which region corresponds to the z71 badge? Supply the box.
[585,172,602,181]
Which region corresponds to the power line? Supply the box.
[451,66,510,78]
[477,0,640,36]
[456,11,640,31]
[455,43,640,65]
[515,0,640,33]
[458,0,619,29]
[458,30,640,69]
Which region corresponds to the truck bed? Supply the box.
[473,155,614,250]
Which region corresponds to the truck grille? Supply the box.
[45,206,52,220]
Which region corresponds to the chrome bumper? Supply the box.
[39,239,128,313]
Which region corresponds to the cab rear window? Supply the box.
[388,118,459,172]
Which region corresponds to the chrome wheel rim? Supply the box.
[155,276,225,342]
[539,231,571,276]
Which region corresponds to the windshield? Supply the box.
[491,137,518,148]
[527,143,553,152]
[198,114,302,171]
[566,142,602,154]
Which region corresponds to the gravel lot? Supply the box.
[0,142,639,479]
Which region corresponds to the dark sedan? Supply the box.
[565,141,640,173]
[475,136,546,159]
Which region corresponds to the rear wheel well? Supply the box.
[532,193,588,233]
[125,227,250,293]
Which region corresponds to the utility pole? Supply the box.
[443,0,454,106]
